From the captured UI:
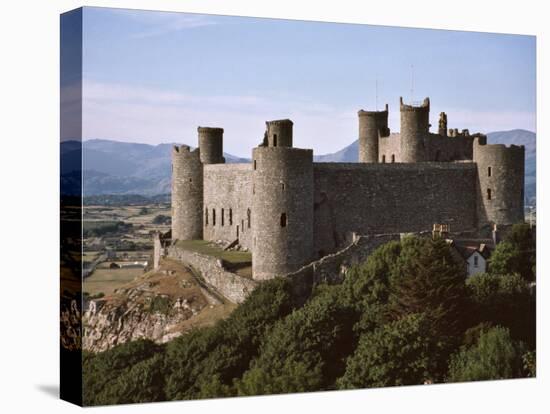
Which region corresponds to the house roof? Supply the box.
[447,239,494,261]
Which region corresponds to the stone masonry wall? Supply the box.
[379,132,476,164]
[287,234,400,288]
[167,245,258,304]
[378,133,402,163]
[312,162,478,255]
[203,163,253,250]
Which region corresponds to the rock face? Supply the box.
[83,258,234,353]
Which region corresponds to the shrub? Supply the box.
[447,326,526,382]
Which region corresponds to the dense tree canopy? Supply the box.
[490,223,536,281]
[338,313,435,388]
[82,232,536,405]
[447,326,526,382]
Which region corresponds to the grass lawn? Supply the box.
[175,240,252,264]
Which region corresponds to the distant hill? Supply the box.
[62,131,535,205]
[61,139,249,196]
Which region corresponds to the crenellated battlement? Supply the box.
[172,144,194,155]
[265,119,293,126]
[358,104,389,117]
[399,96,430,112]
[474,137,525,153]
[197,126,224,133]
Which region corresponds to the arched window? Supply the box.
[205,208,208,226]
[273,134,278,147]
[254,160,257,170]
[247,208,251,229]
[488,166,492,177]
[229,208,233,225]
[391,154,395,163]
[381,155,386,163]
[213,209,216,226]
[281,182,285,191]
[280,213,287,228]
[487,189,492,200]
[221,208,225,226]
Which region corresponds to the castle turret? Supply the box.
[252,135,314,280]
[198,127,225,164]
[171,145,203,240]
[473,137,525,228]
[438,112,448,137]
[358,104,389,163]
[265,119,293,147]
[400,97,430,162]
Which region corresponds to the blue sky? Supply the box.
[80,6,536,157]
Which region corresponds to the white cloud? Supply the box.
[82,81,535,158]
[106,9,218,39]
[82,81,357,156]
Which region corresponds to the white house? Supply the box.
[448,240,493,277]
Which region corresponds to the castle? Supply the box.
[171,97,525,281]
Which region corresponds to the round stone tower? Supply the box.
[400,97,430,162]
[265,119,293,147]
[473,137,525,228]
[358,104,389,163]
[198,127,225,164]
[252,145,314,280]
[171,145,203,240]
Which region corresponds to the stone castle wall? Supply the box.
[378,133,402,163]
[203,163,253,250]
[312,162,478,255]
[265,119,293,148]
[286,233,400,290]
[252,147,314,280]
[358,106,389,163]
[400,97,430,162]
[198,127,225,164]
[379,132,478,164]
[171,146,203,240]
[473,139,525,227]
[167,245,258,304]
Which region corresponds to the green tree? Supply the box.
[343,239,401,306]
[237,286,358,395]
[490,223,536,281]
[447,326,526,382]
[337,313,436,389]
[386,237,470,377]
[467,272,535,348]
[165,277,299,400]
[83,339,164,406]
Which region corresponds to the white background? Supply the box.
[0,0,547,412]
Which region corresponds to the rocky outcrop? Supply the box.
[83,258,234,353]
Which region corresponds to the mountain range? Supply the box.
[61,129,535,205]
